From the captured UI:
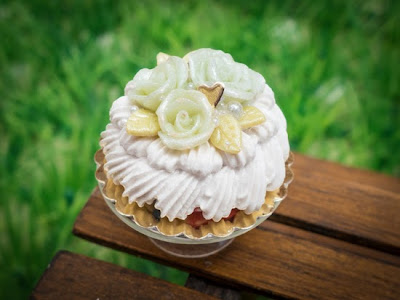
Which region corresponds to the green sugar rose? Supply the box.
[156,89,215,150]
[125,56,188,111]
[185,48,265,104]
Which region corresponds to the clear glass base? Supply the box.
[149,237,235,258]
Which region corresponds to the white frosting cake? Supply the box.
[100,49,289,222]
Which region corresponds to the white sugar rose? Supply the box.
[125,56,188,111]
[185,48,265,104]
[156,89,215,150]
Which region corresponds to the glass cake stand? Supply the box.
[95,150,294,258]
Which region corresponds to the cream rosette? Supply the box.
[156,89,215,150]
[125,56,188,111]
[185,49,265,104]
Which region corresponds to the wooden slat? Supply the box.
[30,251,217,300]
[73,190,400,300]
[185,275,241,300]
[293,153,400,193]
[269,153,400,255]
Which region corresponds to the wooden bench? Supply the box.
[32,153,400,299]
[31,251,218,300]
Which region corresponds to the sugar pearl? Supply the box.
[227,101,243,119]
[218,102,226,109]
[130,105,139,112]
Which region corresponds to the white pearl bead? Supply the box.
[227,101,243,119]
[130,105,138,112]
[218,102,226,109]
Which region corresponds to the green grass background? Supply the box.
[1,0,399,298]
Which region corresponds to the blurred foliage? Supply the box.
[0,0,399,298]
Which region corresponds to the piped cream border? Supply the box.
[95,148,294,241]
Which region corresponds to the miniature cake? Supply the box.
[98,48,290,237]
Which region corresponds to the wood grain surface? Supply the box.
[73,190,400,300]
[269,153,400,255]
[185,274,241,300]
[30,251,217,300]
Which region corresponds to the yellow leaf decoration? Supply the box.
[210,114,242,154]
[238,106,266,129]
[126,108,160,136]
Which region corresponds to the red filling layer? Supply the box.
[185,208,239,229]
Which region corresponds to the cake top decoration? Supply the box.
[124,48,266,153]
